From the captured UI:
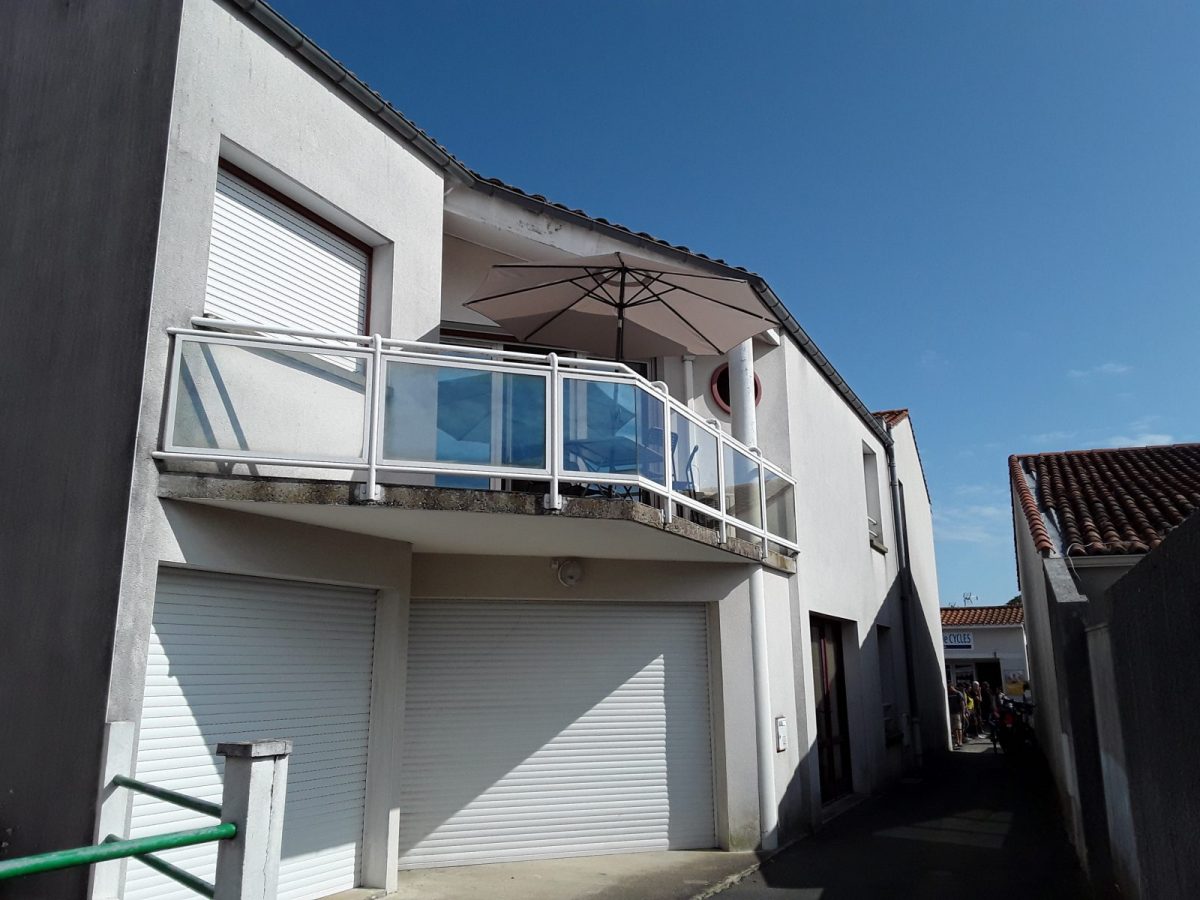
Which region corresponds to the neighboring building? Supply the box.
[1,2,944,898]
[1009,442,1200,894]
[940,605,1029,695]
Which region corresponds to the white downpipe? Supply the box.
[682,354,696,411]
[728,339,777,848]
[749,565,777,848]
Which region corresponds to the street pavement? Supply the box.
[714,737,1091,899]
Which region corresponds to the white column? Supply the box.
[214,740,292,900]
[727,338,777,848]
[727,340,757,448]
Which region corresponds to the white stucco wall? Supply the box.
[1013,500,1077,846]
[104,5,448,887]
[99,0,950,876]
[112,0,445,724]
[889,418,948,752]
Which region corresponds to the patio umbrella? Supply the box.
[464,252,777,360]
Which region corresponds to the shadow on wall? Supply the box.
[905,573,952,759]
[775,571,949,846]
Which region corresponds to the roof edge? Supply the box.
[471,179,890,445]
[1009,455,1053,555]
[236,0,890,445]
[232,0,475,185]
[1011,440,1200,461]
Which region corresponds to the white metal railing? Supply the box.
[154,318,799,556]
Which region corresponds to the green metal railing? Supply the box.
[0,775,234,897]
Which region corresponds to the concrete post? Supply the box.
[88,721,137,900]
[214,740,292,900]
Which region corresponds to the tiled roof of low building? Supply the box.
[874,409,910,428]
[941,606,1024,627]
[1010,443,1200,557]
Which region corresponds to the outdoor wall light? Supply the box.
[551,558,584,587]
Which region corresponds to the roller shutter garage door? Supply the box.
[398,599,716,867]
[125,570,376,900]
[204,168,369,335]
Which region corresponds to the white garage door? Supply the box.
[126,570,376,900]
[204,168,369,335]
[398,599,715,867]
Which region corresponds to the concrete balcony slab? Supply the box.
[158,473,796,572]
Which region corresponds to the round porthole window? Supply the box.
[710,363,762,414]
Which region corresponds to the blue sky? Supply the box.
[272,0,1200,606]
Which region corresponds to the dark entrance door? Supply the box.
[811,615,853,803]
[976,660,1002,692]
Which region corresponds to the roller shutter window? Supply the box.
[398,599,716,867]
[125,570,377,900]
[204,168,369,336]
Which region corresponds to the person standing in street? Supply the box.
[947,682,965,749]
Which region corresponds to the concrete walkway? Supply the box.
[718,738,1091,899]
[384,850,760,900]
[374,738,1089,900]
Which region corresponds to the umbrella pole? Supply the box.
[616,269,626,361]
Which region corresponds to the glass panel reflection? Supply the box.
[171,339,367,461]
[382,361,546,469]
[670,411,720,511]
[562,378,666,486]
[764,468,797,543]
[723,444,763,528]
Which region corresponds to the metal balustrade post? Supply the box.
[715,430,728,545]
[213,740,291,900]
[660,389,673,525]
[357,334,384,503]
[544,353,562,511]
[756,451,769,560]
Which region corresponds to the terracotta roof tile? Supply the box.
[1010,443,1200,557]
[874,409,909,428]
[941,606,1024,627]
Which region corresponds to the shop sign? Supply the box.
[944,631,973,650]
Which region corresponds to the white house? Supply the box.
[1,2,946,898]
[940,605,1029,696]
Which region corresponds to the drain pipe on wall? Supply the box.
[682,354,696,411]
[728,339,778,850]
[885,427,923,766]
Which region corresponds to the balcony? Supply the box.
[155,320,798,564]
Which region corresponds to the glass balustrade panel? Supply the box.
[561,378,666,486]
[764,468,797,544]
[669,411,721,512]
[723,444,764,529]
[382,361,547,470]
[169,339,368,461]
